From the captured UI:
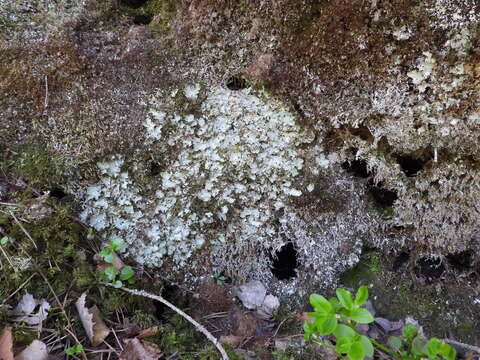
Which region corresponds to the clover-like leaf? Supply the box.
[402,323,418,342]
[104,266,117,281]
[359,335,374,357]
[350,308,374,324]
[354,286,369,306]
[439,342,456,360]
[336,288,354,310]
[109,238,124,252]
[113,280,123,288]
[334,324,356,339]
[119,266,134,281]
[309,294,333,315]
[348,340,366,360]
[426,338,441,359]
[387,336,403,351]
[0,236,8,245]
[316,314,337,335]
[336,337,353,354]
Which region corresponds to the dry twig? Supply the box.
[104,283,230,360]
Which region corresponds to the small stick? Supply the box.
[104,283,230,360]
[9,210,37,249]
[1,273,36,304]
[443,338,480,354]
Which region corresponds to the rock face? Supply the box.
[1,0,480,294]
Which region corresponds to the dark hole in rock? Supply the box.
[396,154,424,177]
[226,75,248,91]
[49,187,67,199]
[342,159,371,178]
[393,252,410,271]
[120,0,148,9]
[149,161,162,176]
[446,250,473,272]
[368,181,398,207]
[133,13,153,25]
[416,257,445,284]
[271,243,298,280]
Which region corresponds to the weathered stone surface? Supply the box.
[1,0,479,297]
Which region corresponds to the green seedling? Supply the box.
[66,344,84,356]
[0,236,8,245]
[98,238,135,288]
[304,286,456,360]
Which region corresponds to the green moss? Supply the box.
[341,251,381,287]
[119,0,176,34]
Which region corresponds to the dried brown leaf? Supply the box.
[137,327,159,339]
[75,293,110,346]
[0,326,14,360]
[119,338,161,360]
[14,340,48,360]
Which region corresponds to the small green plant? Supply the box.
[304,286,456,360]
[0,236,8,245]
[66,344,84,356]
[212,273,226,286]
[98,238,135,288]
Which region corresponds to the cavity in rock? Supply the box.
[446,250,473,272]
[396,154,425,177]
[368,182,398,207]
[133,14,153,25]
[120,0,148,9]
[342,159,371,178]
[271,243,298,280]
[49,187,67,199]
[416,257,445,284]
[226,76,248,91]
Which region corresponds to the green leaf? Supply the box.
[316,315,337,335]
[350,308,374,324]
[354,286,369,306]
[309,294,333,314]
[303,321,314,341]
[0,236,8,245]
[439,343,456,360]
[411,336,425,356]
[348,340,366,360]
[387,336,403,350]
[87,227,93,234]
[66,347,75,356]
[334,324,356,339]
[104,266,117,281]
[336,337,353,354]
[329,297,342,311]
[426,338,441,358]
[402,323,418,341]
[119,266,134,280]
[359,335,374,357]
[336,288,354,310]
[103,252,115,264]
[113,280,123,288]
[109,238,124,252]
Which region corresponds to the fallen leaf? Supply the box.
[0,326,14,360]
[14,340,48,360]
[234,281,266,310]
[256,294,280,320]
[7,294,51,329]
[75,293,110,346]
[119,338,161,360]
[137,327,159,339]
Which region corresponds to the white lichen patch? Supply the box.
[80,86,329,272]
